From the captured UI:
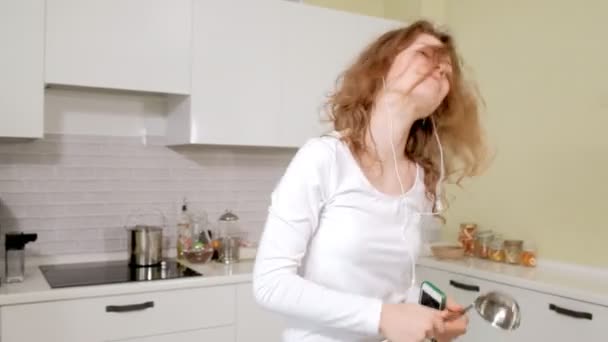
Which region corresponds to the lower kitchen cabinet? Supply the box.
[417,265,606,341]
[236,283,285,341]
[0,282,289,342]
[120,326,234,342]
[0,285,236,342]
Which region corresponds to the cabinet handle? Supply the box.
[549,304,593,320]
[106,301,154,313]
[449,280,480,292]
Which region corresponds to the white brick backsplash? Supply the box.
[0,180,24,193]
[0,166,17,180]
[0,133,295,256]
[56,166,97,179]
[0,192,47,205]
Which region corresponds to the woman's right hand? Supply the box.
[379,303,446,342]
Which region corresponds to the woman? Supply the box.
[253,19,488,342]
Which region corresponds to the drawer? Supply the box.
[120,326,234,342]
[1,285,236,342]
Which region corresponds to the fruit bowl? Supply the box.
[183,243,214,264]
[430,243,465,260]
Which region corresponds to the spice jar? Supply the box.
[488,235,505,263]
[474,230,494,259]
[521,241,537,267]
[458,223,477,256]
[504,239,523,264]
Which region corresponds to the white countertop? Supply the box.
[1,252,607,308]
[0,257,254,306]
[417,256,608,307]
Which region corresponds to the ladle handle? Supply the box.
[446,304,473,321]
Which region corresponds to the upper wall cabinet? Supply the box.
[45,0,192,95]
[0,0,45,139]
[278,2,400,147]
[167,1,400,148]
[167,0,282,146]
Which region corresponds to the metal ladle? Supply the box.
[450,291,521,331]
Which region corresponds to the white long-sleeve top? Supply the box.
[253,133,431,342]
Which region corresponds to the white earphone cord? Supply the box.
[389,114,445,214]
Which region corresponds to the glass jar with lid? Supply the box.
[215,210,243,264]
[488,234,505,263]
[504,239,523,264]
[474,230,494,259]
[458,223,477,256]
[520,241,537,267]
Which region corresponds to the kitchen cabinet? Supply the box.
[278,2,399,147]
[167,1,400,148]
[167,0,282,147]
[416,265,607,341]
[0,285,235,342]
[45,0,191,94]
[236,283,285,341]
[0,0,44,139]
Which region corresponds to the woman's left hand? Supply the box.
[435,297,469,342]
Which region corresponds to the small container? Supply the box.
[504,239,523,264]
[5,233,37,283]
[488,235,505,263]
[521,241,537,267]
[474,230,494,259]
[458,223,477,256]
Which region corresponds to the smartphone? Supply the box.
[419,281,447,311]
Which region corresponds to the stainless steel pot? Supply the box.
[125,208,166,267]
[128,225,163,266]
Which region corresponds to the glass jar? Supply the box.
[521,241,537,267]
[458,223,477,256]
[488,235,505,263]
[474,230,494,259]
[504,239,523,264]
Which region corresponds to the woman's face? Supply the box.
[384,33,453,118]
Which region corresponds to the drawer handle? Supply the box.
[106,301,154,313]
[549,304,593,320]
[449,280,480,292]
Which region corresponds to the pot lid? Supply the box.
[218,210,239,222]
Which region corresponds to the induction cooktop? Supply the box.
[39,259,202,289]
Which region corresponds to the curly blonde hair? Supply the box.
[325,19,489,206]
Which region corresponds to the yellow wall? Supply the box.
[305,0,608,267]
[443,0,608,267]
[304,0,420,22]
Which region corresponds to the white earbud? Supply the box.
[430,118,445,213]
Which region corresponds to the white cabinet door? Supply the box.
[0,0,44,139]
[0,285,236,342]
[235,283,285,342]
[279,3,399,147]
[417,266,528,342]
[183,0,282,147]
[417,265,608,342]
[121,326,235,342]
[511,285,605,341]
[45,0,191,94]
